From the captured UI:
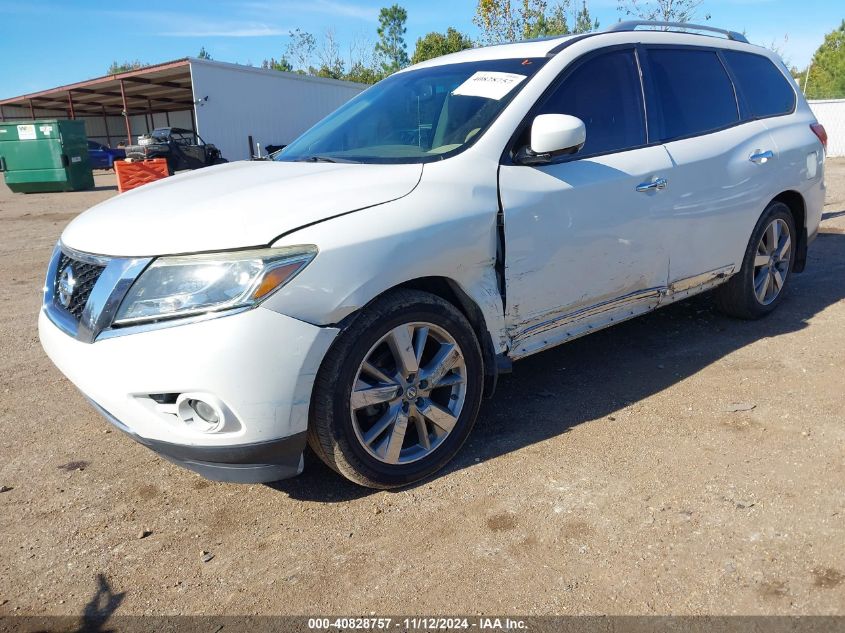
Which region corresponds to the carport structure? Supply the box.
[0,59,196,148]
[1,58,365,160]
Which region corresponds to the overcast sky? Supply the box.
[0,0,840,99]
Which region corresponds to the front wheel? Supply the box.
[714,201,796,319]
[308,289,484,489]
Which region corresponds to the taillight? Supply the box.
[811,123,828,152]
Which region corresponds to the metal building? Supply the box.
[0,58,366,161]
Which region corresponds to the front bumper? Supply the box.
[39,306,338,483]
[89,399,307,483]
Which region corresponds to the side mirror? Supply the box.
[517,114,586,165]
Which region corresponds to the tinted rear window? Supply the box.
[648,48,739,141]
[722,51,796,119]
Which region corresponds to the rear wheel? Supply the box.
[714,202,796,319]
[308,289,484,489]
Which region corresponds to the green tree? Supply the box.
[197,46,212,60]
[345,62,383,84]
[616,0,710,23]
[107,60,146,74]
[523,1,566,39]
[574,1,599,33]
[286,28,317,74]
[411,28,474,64]
[262,29,382,83]
[474,0,598,44]
[261,57,294,72]
[804,20,845,99]
[375,4,410,74]
[473,0,519,43]
[315,29,346,79]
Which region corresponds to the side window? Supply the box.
[538,49,646,156]
[722,50,796,119]
[647,48,739,141]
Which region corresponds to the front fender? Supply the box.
[263,157,509,355]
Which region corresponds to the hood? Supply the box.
[61,160,423,256]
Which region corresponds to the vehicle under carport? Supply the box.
[0,57,366,162]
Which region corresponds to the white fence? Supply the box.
[809,99,845,158]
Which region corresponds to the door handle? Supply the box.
[749,150,774,164]
[636,177,668,193]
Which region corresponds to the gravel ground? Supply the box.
[0,161,843,617]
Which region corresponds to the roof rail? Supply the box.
[606,20,749,44]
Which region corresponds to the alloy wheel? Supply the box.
[349,322,467,465]
[753,218,791,306]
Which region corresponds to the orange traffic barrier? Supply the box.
[114,159,170,193]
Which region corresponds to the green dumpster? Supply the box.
[0,119,94,193]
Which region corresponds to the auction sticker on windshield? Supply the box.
[452,71,527,100]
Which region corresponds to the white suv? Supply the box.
[40,22,827,489]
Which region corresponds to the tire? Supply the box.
[308,289,484,489]
[714,201,796,320]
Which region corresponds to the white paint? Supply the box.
[530,114,586,153]
[500,144,674,357]
[189,58,366,161]
[39,307,337,445]
[807,152,818,179]
[809,99,845,157]
[659,121,778,284]
[61,160,422,256]
[41,28,827,480]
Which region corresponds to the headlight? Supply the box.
[113,246,316,325]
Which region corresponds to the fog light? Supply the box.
[190,399,219,425]
[176,394,225,432]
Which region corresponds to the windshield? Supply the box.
[276,58,548,164]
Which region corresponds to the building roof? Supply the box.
[0,59,194,117]
[0,57,369,119]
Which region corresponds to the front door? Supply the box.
[500,48,673,358]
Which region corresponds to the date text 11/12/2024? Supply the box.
[307,617,528,630]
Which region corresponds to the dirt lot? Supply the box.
[0,162,843,617]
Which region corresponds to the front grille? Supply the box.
[55,254,107,319]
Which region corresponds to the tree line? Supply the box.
[259,1,601,84]
[795,21,845,100]
[108,1,601,84]
[106,1,844,98]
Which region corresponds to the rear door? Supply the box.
[500,48,673,358]
[642,46,779,287]
[721,50,822,246]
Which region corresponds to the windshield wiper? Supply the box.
[295,155,357,164]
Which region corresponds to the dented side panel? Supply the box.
[264,157,510,354]
[508,265,735,359]
[499,145,674,354]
